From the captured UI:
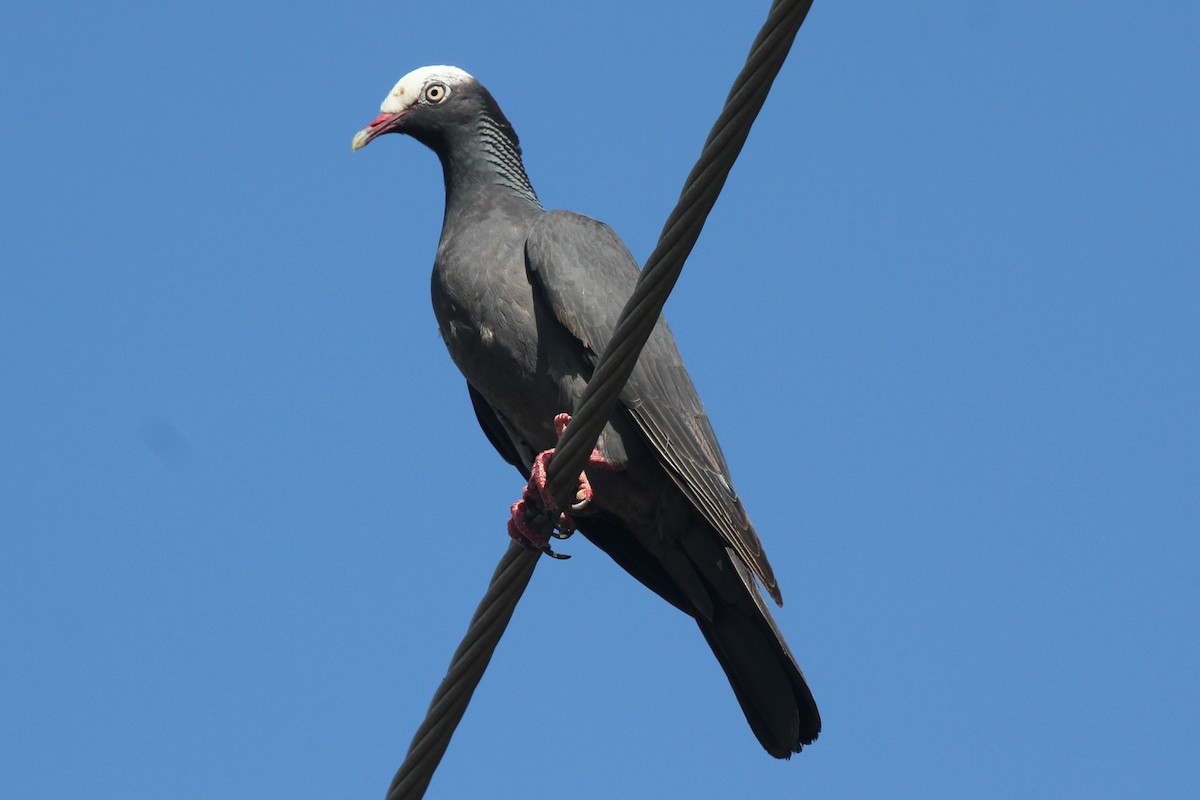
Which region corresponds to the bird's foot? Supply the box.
[506,446,583,558]
[505,413,616,556]
[507,492,573,559]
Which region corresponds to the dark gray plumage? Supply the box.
[353,65,820,757]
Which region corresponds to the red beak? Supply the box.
[352,111,405,151]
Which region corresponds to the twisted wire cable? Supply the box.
[385,2,815,796]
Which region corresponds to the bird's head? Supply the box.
[351,65,483,152]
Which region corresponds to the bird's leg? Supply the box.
[506,412,617,554]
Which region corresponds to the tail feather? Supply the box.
[578,516,820,756]
[696,600,820,757]
[696,549,820,757]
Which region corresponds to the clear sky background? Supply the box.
[2,2,1197,798]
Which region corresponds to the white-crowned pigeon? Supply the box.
[353,66,820,757]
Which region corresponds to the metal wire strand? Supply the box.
[384,2,815,797]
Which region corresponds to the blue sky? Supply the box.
[2,1,1197,797]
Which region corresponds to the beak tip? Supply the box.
[352,111,404,152]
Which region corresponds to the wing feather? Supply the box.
[525,210,780,603]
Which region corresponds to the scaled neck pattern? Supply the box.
[476,111,539,205]
[439,108,541,216]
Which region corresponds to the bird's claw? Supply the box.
[506,412,620,555]
[568,471,594,513]
[507,491,578,554]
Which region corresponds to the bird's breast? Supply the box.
[430,238,561,448]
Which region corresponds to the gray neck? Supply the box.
[437,111,541,214]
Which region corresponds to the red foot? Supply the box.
[506,413,617,552]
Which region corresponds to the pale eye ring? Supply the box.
[424,82,449,104]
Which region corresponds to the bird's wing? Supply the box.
[525,210,780,602]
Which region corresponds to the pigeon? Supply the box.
[353,65,820,757]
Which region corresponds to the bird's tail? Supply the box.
[576,515,820,755]
[695,556,821,758]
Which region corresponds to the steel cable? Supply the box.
[384,1,815,796]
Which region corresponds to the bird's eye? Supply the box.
[424,83,448,104]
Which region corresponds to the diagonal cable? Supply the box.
[384,1,815,797]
